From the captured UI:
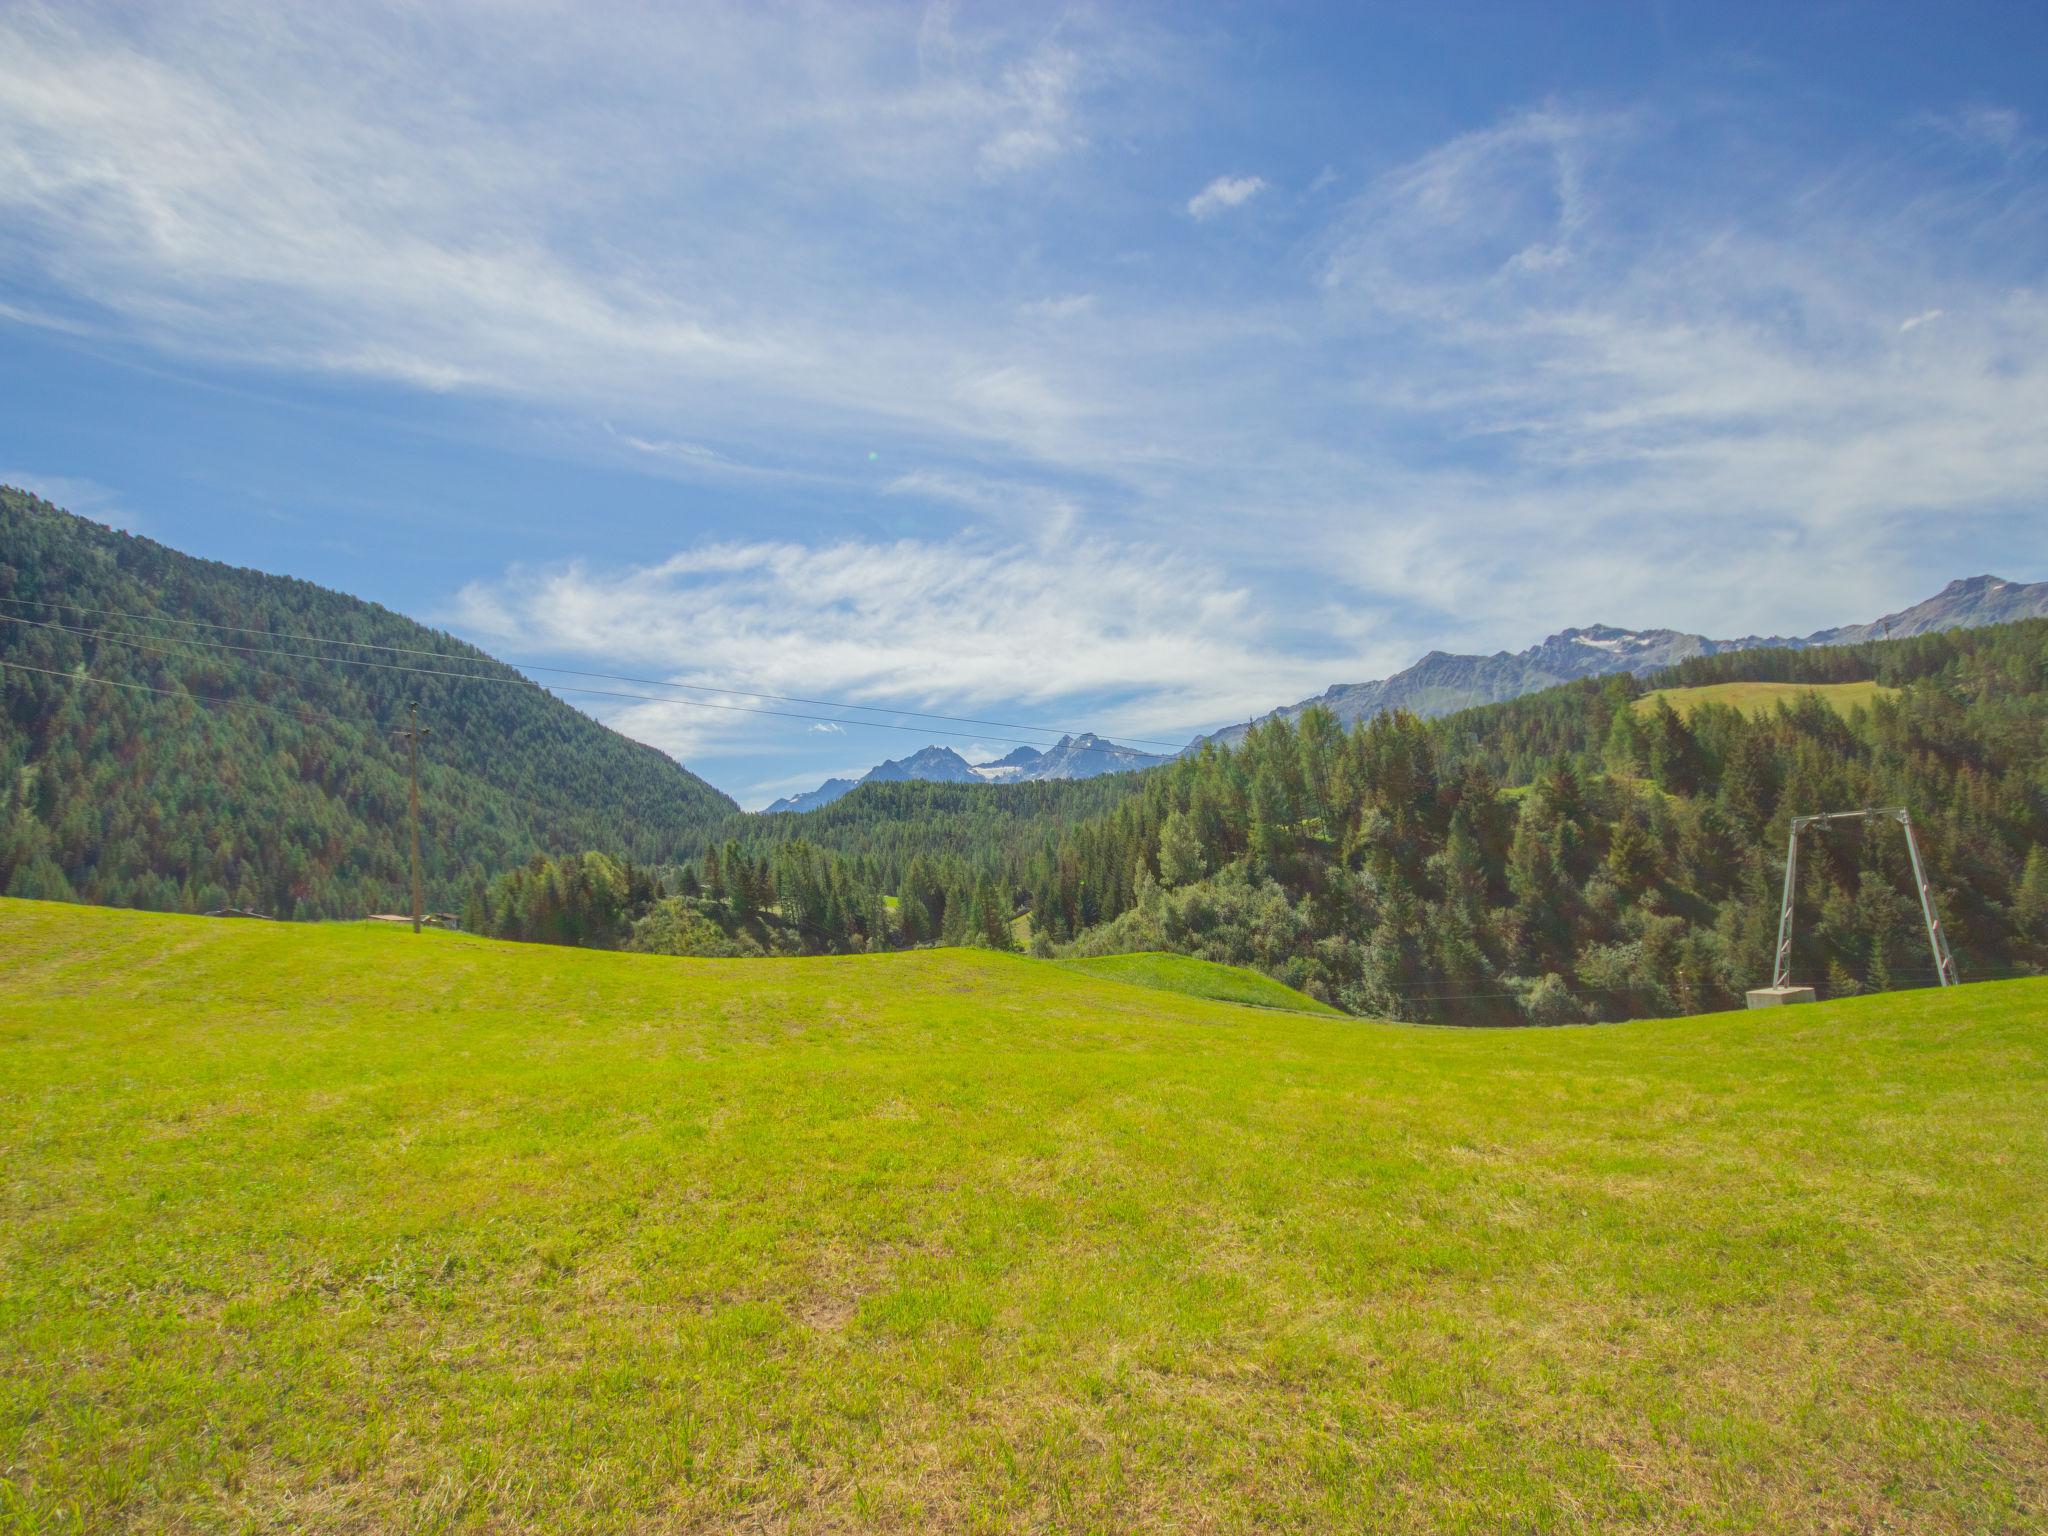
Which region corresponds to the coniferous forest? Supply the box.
[0,489,735,917]
[6,489,2045,1022]
[473,619,2048,1024]
[1020,618,2048,1021]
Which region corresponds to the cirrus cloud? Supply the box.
[447,529,1367,762]
[2,2,2043,773]
[1187,173,1267,218]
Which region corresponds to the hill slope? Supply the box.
[1054,950,1341,1012]
[1029,618,2048,1020]
[2,897,2042,1533]
[733,773,1145,883]
[0,488,736,916]
[1635,679,1897,720]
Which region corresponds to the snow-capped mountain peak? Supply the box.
[758,732,1167,813]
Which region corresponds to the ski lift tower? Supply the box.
[1747,805,1958,1007]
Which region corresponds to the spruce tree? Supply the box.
[2016,847,2048,941]
[1157,809,1205,888]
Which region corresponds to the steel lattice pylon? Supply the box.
[1771,806,1957,991]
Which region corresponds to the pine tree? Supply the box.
[1719,729,1775,836]
[1508,809,1570,971]
[1606,805,1657,898]
[1646,700,1705,796]
[1248,762,1287,880]
[976,874,1013,950]
[1157,809,1205,888]
[1604,707,1648,778]
[2016,847,2048,942]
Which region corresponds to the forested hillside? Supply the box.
[527,619,2048,1024]
[11,479,2045,1024]
[0,489,735,917]
[715,776,1142,880]
[1029,619,2048,1019]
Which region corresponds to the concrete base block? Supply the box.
[1746,986,1817,1008]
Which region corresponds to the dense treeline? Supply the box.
[677,775,1144,886]
[1023,619,2048,1020]
[0,490,735,917]
[1431,621,2022,785]
[13,482,2046,1027]
[471,618,2048,1025]
[467,841,1016,957]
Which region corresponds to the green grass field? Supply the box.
[2,899,2043,1533]
[1055,951,1339,1014]
[1634,679,1896,721]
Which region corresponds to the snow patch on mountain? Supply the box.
[759,734,1167,814]
[1190,574,2048,751]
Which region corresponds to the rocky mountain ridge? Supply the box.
[761,732,1170,814]
[759,575,2046,809]
[1189,575,2048,750]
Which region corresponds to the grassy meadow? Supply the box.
[1,897,2044,1533]
[1053,952,1340,1014]
[1633,679,1896,721]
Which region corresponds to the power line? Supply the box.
[0,593,1187,750]
[0,611,1175,766]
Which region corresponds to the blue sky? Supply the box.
[2,1,2044,807]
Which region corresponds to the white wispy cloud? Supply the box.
[973,44,1087,173]
[1919,103,2034,159]
[1187,174,1267,218]
[1304,100,2048,640]
[448,530,1350,760]
[2,4,2042,728]
[0,3,1153,476]
[1020,293,1097,321]
[1320,107,1606,309]
[608,427,721,464]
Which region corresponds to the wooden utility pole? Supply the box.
[394,703,429,933]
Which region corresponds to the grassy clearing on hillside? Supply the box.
[1634,679,1896,720]
[2,899,2044,1534]
[1055,951,1339,1014]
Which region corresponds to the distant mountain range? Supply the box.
[762,733,1170,814]
[761,575,2047,809]
[1189,575,2048,750]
